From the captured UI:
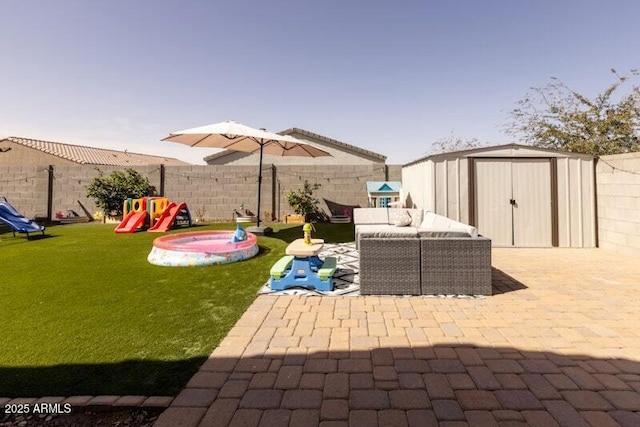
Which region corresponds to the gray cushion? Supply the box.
[417,228,474,238]
[357,224,418,238]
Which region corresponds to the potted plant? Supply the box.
[286,181,321,222]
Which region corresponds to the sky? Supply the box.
[1,1,639,165]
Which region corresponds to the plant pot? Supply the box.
[285,214,305,224]
[105,215,123,224]
[236,216,257,224]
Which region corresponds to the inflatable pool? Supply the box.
[148,230,259,267]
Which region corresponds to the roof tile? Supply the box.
[6,137,189,166]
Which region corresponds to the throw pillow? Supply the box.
[409,210,423,228]
[391,210,412,227]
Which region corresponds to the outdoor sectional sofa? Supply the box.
[353,208,492,296]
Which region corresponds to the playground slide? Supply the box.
[0,200,45,236]
[147,202,187,232]
[114,211,147,233]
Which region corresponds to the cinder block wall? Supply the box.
[0,166,49,218]
[596,153,640,256]
[274,164,389,219]
[163,165,270,222]
[163,164,393,221]
[0,163,402,222]
[50,165,162,219]
[385,164,403,181]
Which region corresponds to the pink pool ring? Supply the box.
[148,230,259,267]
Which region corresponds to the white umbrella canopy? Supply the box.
[162,120,331,231]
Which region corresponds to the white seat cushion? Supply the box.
[353,208,389,225]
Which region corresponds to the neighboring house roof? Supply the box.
[203,127,387,163]
[279,128,387,161]
[366,181,402,193]
[4,137,189,166]
[404,143,595,167]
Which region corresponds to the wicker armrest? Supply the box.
[420,237,492,295]
[359,237,421,295]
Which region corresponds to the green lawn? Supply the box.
[0,221,354,397]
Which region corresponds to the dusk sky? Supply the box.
[1,1,638,165]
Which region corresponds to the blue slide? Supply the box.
[0,197,45,237]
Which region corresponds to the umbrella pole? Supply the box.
[256,142,264,227]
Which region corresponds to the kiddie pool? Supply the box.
[147,230,259,267]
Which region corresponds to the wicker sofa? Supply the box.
[353,208,492,296]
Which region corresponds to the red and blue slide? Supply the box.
[0,197,45,237]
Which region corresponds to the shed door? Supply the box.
[475,159,513,246]
[474,158,552,247]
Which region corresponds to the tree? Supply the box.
[505,69,640,156]
[286,181,322,220]
[431,132,482,154]
[86,168,154,216]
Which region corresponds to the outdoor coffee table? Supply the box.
[269,238,337,291]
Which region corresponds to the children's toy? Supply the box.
[269,238,337,291]
[148,230,258,266]
[147,197,169,226]
[303,222,313,245]
[231,223,247,242]
[115,198,149,233]
[115,197,192,233]
[0,196,45,237]
[147,201,192,233]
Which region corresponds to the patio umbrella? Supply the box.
[162,120,331,233]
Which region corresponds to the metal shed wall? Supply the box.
[402,144,596,247]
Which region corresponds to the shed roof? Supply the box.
[404,143,595,167]
[366,181,402,193]
[3,136,190,166]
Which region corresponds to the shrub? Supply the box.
[86,168,155,216]
[286,181,322,220]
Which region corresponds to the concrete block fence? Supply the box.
[596,152,640,256]
[0,166,50,219]
[2,156,640,256]
[0,163,401,222]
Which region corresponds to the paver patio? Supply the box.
[156,248,640,426]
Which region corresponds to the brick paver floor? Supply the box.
[156,248,640,426]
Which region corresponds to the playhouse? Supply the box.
[366,181,402,208]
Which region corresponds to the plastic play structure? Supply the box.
[147,228,259,267]
[269,223,337,291]
[0,196,46,237]
[114,197,191,233]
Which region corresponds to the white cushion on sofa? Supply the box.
[420,212,437,228]
[419,212,479,238]
[353,208,389,225]
[389,209,412,226]
[409,210,423,227]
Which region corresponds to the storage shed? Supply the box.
[402,144,596,247]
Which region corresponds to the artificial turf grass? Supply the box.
[0,221,354,397]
